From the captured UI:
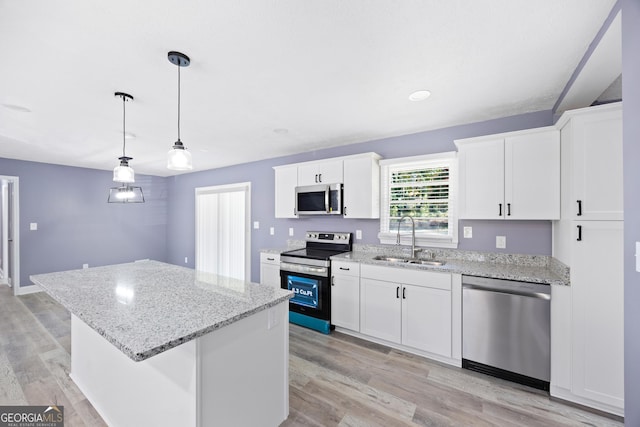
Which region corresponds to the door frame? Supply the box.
[0,175,20,296]
[194,182,251,281]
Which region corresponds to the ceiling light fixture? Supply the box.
[107,184,145,203]
[112,92,135,183]
[408,90,431,101]
[167,51,193,171]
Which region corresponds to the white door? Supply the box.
[1,181,8,285]
[195,183,251,281]
[331,274,360,331]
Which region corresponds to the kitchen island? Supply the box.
[31,260,293,427]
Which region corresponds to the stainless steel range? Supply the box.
[280,231,352,334]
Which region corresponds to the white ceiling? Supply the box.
[0,0,618,177]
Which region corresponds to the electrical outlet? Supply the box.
[463,227,472,238]
[30,222,38,231]
[184,257,188,264]
[270,227,274,236]
[253,221,259,229]
[289,227,294,237]
[356,230,362,240]
[82,264,89,269]
[496,236,506,249]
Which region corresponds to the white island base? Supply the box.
[70,302,289,427]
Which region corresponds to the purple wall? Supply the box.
[166,109,554,283]
[622,0,640,424]
[0,158,168,288]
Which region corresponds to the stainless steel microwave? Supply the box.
[295,183,343,215]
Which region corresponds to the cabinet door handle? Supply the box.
[315,174,318,183]
[396,286,400,299]
[339,267,350,271]
[319,173,322,182]
[507,203,511,216]
[577,225,582,241]
[402,287,406,299]
[499,203,502,216]
[343,206,347,216]
[331,276,335,286]
[577,200,582,216]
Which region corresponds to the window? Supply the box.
[378,152,458,248]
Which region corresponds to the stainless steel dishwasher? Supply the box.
[462,275,551,391]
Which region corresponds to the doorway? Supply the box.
[195,182,251,281]
[0,176,20,295]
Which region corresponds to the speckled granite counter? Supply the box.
[31,260,293,362]
[332,250,568,286]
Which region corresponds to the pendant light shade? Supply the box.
[107,184,145,203]
[113,92,135,183]
[167,51,193,171]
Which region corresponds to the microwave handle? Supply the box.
[325,186,330,213]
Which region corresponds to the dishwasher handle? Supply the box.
[462,283,551,300]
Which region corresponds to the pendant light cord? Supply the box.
[122,95,127,157]
[177,63,181,142]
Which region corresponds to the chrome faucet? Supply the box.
[396,216,421,258]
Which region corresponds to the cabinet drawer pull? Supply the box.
[499,203,502,216]
[507,203,511,216]
[396,286,400,299]
[267,257,275,261]
[339,267,350,271]
[402,287,406,299]
[577,225,582,241]
[577,200,582,216]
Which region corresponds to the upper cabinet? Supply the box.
[343,153,382,218]
[557,104,623,221]
[456,127,560,220]
[297,159,343,186]
[273,152,381,219]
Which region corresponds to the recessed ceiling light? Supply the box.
[408,90,431,101]
[273,128,289,135]
[2,103,31,112]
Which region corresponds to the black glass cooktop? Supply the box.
[281,247,348,261]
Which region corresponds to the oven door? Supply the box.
[280,261,330,321]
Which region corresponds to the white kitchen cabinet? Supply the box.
[557,103,623,221]
[273,165,298,218]
[571,221,624,411]
[331,261,360,331]
[551,103,624,417]
[343,153,381,219]
[456,127,560,220]
[297,159,343,186]
[259,253,281,288]
[360,264,452,359]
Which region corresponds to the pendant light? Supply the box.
[113,92,135,182]
[108,92,144,203]
[167,51,193,171]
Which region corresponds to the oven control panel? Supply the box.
[305,231,352,243]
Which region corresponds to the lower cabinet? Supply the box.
[259,253,281,288]
[331,261,361,331]
[360,264,452,359]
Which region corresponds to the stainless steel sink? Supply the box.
[408,259,446,266]
[372,255,445,266]
[372,255,410,263]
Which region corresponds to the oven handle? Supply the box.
[280,262,329,277]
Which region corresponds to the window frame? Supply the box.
[378,152,458,249]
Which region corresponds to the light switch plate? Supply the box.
[289,227,294,237]
[253,221,259,229]
[270,227,275,236]
[30,222,37,231]
[356,230,362,240]
[496,236,506,249]
[463,227,472,238]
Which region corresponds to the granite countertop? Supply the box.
[332,251,568,286]
[30,260,293,362]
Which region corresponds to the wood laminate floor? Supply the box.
[0,285,623,426]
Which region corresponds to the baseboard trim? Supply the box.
[17,285,42,295]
